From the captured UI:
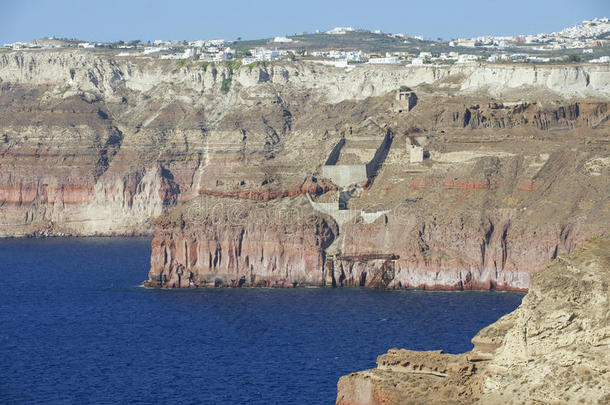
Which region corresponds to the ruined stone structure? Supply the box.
[407,138,424,163]
[394,89,418,112]
[321,131,393,188]
[306,193,387,226]
[321,165,368,188]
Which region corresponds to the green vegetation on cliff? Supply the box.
[220,78,232,93]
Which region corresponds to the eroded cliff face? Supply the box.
[144,195,338,288]
[336,238,610,405]
[0,49,608,290]
[147,92,609,289]
[325,142,607,291]
[2,51,608,102]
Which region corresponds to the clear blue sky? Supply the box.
[0,0,607,43]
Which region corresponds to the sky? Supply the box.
[0,0,608,43]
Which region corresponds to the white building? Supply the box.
[510,53,528,62]
[457,38,477,47]
[273,36,293,43]
[242,56,258,64]
[211,47,235,62]
[368,56,400,64]
[411,58,424,65]
[346,51,363,62]
[161,48,195,60]
[247,47,280,62]
[326,27,356,35]
[528,56,550,63]
[143,47,166,55]
[213,52,230,62]
[10,42,32,49]
[590,56,610,63]
[457,54,478,63]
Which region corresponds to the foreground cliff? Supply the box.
[1,49,609,290]
[336,238,610,404]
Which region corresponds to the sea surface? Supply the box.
[0,237,523,404]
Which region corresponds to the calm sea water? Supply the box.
[0,238,523,404]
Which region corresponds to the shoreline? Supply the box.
[142,276,529,292]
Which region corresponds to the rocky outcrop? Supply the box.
[144,195,338,288]
[147,139,608,291]
[318,144,608,291]
[2,52,609,102]
[336,238,610,404]
[1,49,609,291]
[433,102,608,130]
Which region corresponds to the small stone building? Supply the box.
[406,137,424,163]
[395,89,417,112]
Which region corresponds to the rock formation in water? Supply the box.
[336,238,610,404]
[0,49,609,289]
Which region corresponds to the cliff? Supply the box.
[144,195,338,288]
[2,51,609,102]
[1,49,609,290]
[336,238,610,404]
[145,93,609,289]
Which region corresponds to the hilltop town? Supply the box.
[3,18,609,66]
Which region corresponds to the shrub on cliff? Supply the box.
[566,54,582,62]
[220,78,232,94]
[225,60,241,72]
[247,61,264,70]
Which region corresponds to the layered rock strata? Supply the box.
[0,49,609,290]
[144,195,338,288]
[336,238,610,404]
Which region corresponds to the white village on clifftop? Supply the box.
[3,18,610,66]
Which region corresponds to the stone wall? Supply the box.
[325,138,346,165]
[365,131,394,178]
[321,165,368,188]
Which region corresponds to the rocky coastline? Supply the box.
[336,238,610,404]
[0,49,608,291]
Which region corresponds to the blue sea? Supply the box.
[0,238,523,404]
